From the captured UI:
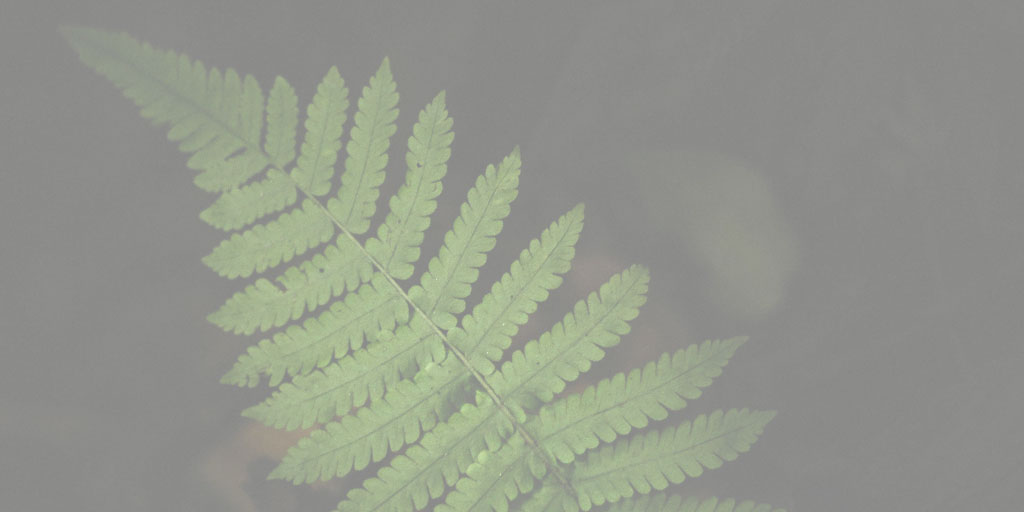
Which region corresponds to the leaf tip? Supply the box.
[377,56,392,77]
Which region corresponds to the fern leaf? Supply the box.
[490,265,650,409]
[338,265,645,512]
[292,67,349,195]
[190,126,268,192]
[414,148,520,330]
[65,30,784,512]
[242,316,436,436]
[62,28,269,192]
[264,75,300,169]
[248,148,521,434]
[201,198,335,278]
[198,169,298,231]
[456,203,584,376]
[256,148,519,449]
[536,337,747,464]
[436,435,545,512]
[268,363,469,482]
[253,144,517,392]
[265,205,582,481]
[605,494,786,512]
[572,409,776,510]
[439,337,745,512]
[190,72,266,191]
[200,77,299,231]
[328,57,400,234]
[254,149,520,443]
[210,90,446,333]
[365,90,453,279]
[221,273,407,389]
[208,236,370,334]
[339,394,515,512]
[243,319,441,432]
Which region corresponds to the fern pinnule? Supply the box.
[292,67,348,196]
[64,26,785,512]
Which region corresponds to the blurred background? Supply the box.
[2,1,1022,510]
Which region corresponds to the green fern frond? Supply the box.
[221,273,407,389]
[263,205,583,481]
[202,198,336,278]
[490,265,649,408]
[328,58,399,234]
[208,236,371,334]
[338,391,515,512]
[65,27,784,512]
[60,27,269,192]
[365,90,453,279]
[264,76,301,170]
[334,266,647,512]
[292,67,348,196]
[436,337,747,512]
[572,409,777,509]
[536,337,747,464]
[199,169,298,231]
[210,89,451,335]
[436,434,541,512]
[411,148,520,329]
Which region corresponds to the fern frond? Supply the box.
[438,337,746,512]
[572,408,776,510]
[490,265,650,409]
[199,169,298,231]
[536,337,747,464]
[264,205,582,482]
[436,434,544,512]
[201,198,336,278]
[339,393,515,512]
[493,411,778,512]
[259,147,519,410]
[61,27,268,192]
[438,435,544,512]
[412,148,520,330]
[221,273,407,389]
[267,363,468,482]
[605,494,786,512]
[240,147,519,431]
[199,76,300,231]
[328,58,400,234]
[338,265,646,512]
[264,75,301,170]
[365,90,453,279]
[245,148,520,437]
[291,67,349,195]
[210,91,451,334]
[65,29,784,512]
[208,236,370,334]
[243,318,439,432]
[456,203,584,376]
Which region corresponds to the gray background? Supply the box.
[2,1,1022,510]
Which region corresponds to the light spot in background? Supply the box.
[627,149,799,320]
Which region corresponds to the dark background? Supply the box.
[2,1,1022,510]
